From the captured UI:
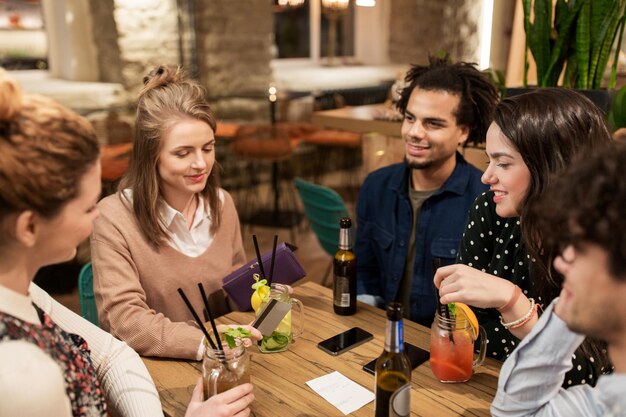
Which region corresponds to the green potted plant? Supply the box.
[608,84,626,130]
[514,0,626,112]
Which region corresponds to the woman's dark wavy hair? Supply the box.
[499,88,614,375]
[396,54,499,146]
[496,88,613,284]
[119,65,220,249]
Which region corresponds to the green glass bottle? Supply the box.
[333,217,356,315]
[375,303,411,417]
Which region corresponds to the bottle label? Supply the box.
[333,275,351,307]
[389,383,410,417]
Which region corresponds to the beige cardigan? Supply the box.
[91,190,245,360]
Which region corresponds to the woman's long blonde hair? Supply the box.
[119,65,221,249]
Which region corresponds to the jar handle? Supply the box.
[473,325,487,368]
[290,297,304,339]
[208,368,220,398]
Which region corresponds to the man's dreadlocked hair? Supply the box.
[396,54,499,146]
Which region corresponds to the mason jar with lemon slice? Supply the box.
[429,302,486,383]
[251,275,304,353]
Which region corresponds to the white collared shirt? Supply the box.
[123,189,224,257]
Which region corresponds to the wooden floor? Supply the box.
[52,173,358,316]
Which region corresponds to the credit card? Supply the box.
[251,299,291,336]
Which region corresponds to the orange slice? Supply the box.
[454,302,479,338]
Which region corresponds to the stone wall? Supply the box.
[389,0,481,65]
[194,0,274,122]
[112,0,181,93]
[88,0,124,84]
[70,0,483,119]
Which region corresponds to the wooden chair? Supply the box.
[229,123,313,242]
[300,129,362,201]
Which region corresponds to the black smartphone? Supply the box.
[317,327,374,356]
[362,343,430,375]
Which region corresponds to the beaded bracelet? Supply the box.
[500,298,537,329]
[510,303,539,329]
[497,284,522,312]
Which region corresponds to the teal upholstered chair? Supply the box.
[294,177,351,285]
[78,262,99,326]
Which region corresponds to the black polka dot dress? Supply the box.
[457,191,604,387]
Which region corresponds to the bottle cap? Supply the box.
[386,302,403,320]
[339,217,352,228]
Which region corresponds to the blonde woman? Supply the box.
[91,65,246,361]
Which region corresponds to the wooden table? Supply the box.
[311,104,402,137]
[143,282,500,417]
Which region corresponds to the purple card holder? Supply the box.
[222,242,306,311]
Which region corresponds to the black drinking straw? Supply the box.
[177,287,219,351]
[433,257,454,344]
[198,283,222,350]
[267,235,278,286]
[252,234,267,280]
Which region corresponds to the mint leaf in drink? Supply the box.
[223,327,253,348]
[448,303,457,316]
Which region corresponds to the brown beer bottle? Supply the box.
[333,217,356,315]
[375,303,411,417]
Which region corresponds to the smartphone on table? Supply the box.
[317,327,374,356]
[362,342,430,375]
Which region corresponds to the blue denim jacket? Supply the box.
[355,152,487,326]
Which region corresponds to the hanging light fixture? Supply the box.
[355,0,376,6]
[321,0,349,12]
[276,0,305,8]
[321,0,350,66]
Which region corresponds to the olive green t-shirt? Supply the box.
[400,182,435,317]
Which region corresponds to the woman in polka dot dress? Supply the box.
[434,88,613,387]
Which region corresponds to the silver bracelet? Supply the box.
[500,298,535,329]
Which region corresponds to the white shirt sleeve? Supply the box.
[29,283,165,417]
[491,299,602,417]
[0,341,72,417]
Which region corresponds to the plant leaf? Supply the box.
[589,1,626,88]
[610,85,626,128]
[610,17,626,89]
[534,0,553,86]
[524,0,626,88]
[575,0,591,88]
[524,0,553,86]
[545,0,582,87]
